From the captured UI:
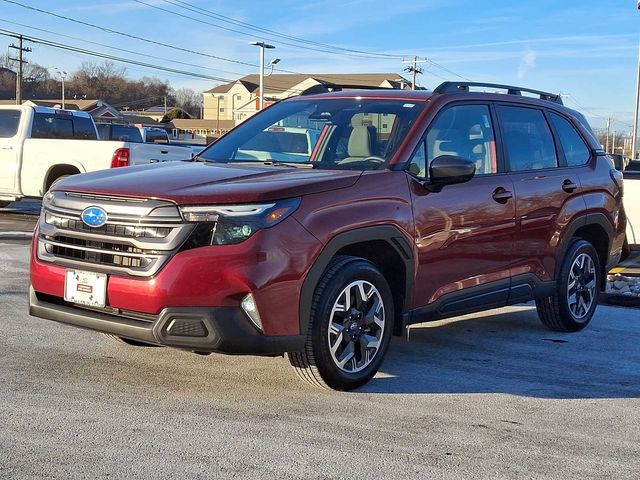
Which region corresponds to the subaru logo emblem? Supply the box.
[81,206,108,228]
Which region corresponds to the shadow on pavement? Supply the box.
[361,305,640,398]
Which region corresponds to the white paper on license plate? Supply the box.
[64,269,107,307]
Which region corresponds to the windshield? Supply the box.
[197,97,425,170]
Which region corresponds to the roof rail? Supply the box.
[432,81,563,105]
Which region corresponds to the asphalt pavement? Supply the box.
[1,241,639,479]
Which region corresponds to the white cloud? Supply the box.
[517,50,536,80]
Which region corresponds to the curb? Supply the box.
[0,231,34,240]
[600,292,640,308]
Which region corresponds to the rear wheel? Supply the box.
[288,256,394,390]
[536,239,601,332]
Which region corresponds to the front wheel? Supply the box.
[288,256,394,390]
[536,239,601,332]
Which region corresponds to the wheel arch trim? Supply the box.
[298,225,415,334]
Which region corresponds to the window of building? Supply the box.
[549,112,591,167]
[497,106,558,172]
[219,108,225,113]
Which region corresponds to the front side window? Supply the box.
[0,110,21,138]
[549,112,590,167]
[497,106,558,172]
[423,104,497,176]
[198,98,425,170]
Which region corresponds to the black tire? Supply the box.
[0,201,10,209]
[536,239,601,332]
[102,333,159,347]
[288,256,394,390]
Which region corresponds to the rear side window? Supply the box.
[112,125,143,143]
[0,110,21,138]
[32,112,96,140]
[497,106,558,172]
[72,116,97,140]
[549,113,590,166]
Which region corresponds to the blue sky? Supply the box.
[1,0,639,130]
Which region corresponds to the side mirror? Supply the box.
[425,155,475,191]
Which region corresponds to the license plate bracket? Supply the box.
[64,269,107,308]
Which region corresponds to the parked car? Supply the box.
[235,126,322,163]
[0,106,193,207]
[97,123,193,163]
[610,153,629,171]
[29,82,626,390]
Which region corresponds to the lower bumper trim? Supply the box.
[29,287,305,355]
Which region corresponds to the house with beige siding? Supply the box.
[203,73,412,125]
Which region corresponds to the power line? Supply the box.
[0,18,248,79]
[0,29,316,97]
[147,0,407,60]
[0,0,271,71]
[0,29,233,82]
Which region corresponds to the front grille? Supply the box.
[45,213,172,238]
[37,191,193,277]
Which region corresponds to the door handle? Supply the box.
[160,150,169,154]
[492,187,513,204]
[562,179,578,193]
[1,145,13,150]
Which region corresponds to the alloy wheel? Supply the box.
[567,252,597,320]
[327,280,385,373]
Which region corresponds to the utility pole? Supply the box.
[606,117,611,152]
[402,56,427,90]
[8,35,32,105]
[163,96,167,114]
[612,129,616,154]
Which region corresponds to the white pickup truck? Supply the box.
[623,161,640,248]
[0,105,192,206]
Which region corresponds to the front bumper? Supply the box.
[29,287,305,355]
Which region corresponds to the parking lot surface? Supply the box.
[1,241,639,479]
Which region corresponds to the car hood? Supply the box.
[54,161,363,205]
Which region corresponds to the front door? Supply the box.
[0,109,21,194]
[408,103,516,311]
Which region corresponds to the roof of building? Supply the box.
[0,98,102,110]
[205,73,413,95]
[167,119,235,130]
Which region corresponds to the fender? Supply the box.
[556,212,614,278]
[298,225,415,334]
[39,162,86,196]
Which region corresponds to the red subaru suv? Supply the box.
[29,82,626,390]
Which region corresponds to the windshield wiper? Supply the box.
[228,160,314,169]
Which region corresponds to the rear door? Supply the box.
[497,104,586,283]
[408,103,517,312]
[0,109,23,194]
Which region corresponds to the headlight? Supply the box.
[179,197,301,246]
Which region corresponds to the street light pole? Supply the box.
[53,68,67,109]
[632,40,640,159]
[249,41,275,110]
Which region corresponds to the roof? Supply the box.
[0,98,101,110]
[205,73,413,95]
[167,119,235,130]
